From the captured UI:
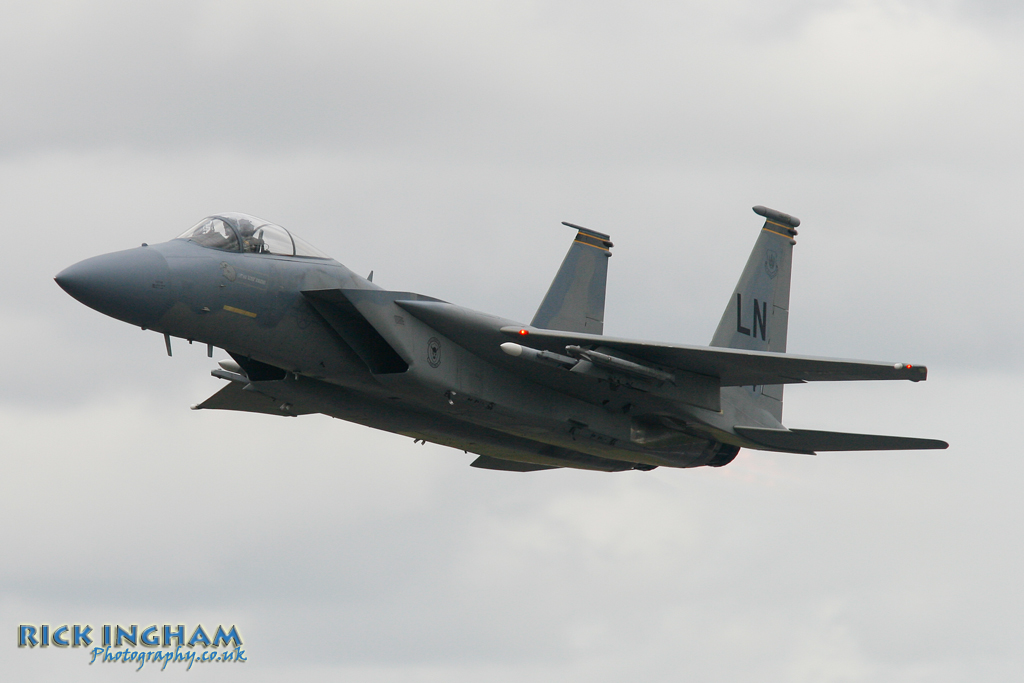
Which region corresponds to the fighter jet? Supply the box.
[54,206,947,472]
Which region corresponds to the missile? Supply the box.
[500,342,576,369]
[565,346,675,383]
[218,358,243,373]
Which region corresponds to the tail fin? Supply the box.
[711,206,800,421]
[531,222,612,334]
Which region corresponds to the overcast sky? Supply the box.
[2,1,1023,680]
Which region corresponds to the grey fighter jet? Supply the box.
[55,206,947,472]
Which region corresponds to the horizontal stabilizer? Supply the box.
[470,455,559,471]
[735,426,948,453]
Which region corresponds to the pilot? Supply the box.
[236,218,265,254]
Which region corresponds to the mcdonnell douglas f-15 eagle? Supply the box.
[55,205,947,472]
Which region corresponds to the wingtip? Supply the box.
[894,363,928,382]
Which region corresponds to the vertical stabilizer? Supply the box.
[711,206,800,421]
[531,222,612,334]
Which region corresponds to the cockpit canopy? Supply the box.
[176,213,330,258]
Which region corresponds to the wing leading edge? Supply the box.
[499,326,927,387]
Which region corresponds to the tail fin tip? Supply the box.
[753,205,800,230]
[562,221,612,243]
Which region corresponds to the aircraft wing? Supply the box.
[498,326,927,387]
[470,455,559,471]
[191,377,314,416]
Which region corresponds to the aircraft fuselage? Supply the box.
[56,238,740,471]
[56,207,946,472]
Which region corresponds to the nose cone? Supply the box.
[56,247,173,327]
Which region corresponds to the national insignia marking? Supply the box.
[427,337,442,368]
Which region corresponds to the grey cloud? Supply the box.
[1,1,1021,171]
[0,377,1015,680]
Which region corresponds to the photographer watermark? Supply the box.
[18,623,247,671]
